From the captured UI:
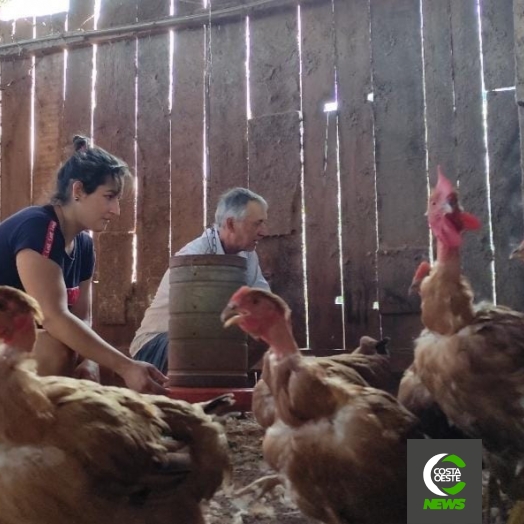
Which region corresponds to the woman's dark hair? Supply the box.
[51,135,130,204]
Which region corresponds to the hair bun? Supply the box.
[73,135,90,152]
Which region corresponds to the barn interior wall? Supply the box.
[0,0,522,372]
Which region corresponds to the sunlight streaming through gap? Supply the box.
[201,0,212,227]
[63,48,67,101]
[88,4,99,253]
[63,12,68,102]
[419,0,433,264]
[168,0,174,252]
[30,19,35,203]
[367,0,382,336]
[491,86,515,92]
[246,16,252,122]
[90,45,97,139]
[476,0,496,303]
[297,4,309,348]
[203,15,210,227]
[91,0,101,138]
[323,101,338,112]
[330,0,345,348]
[335,112,346,348]
[132,37,139,283]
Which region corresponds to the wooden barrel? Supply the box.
[168,254,248,387]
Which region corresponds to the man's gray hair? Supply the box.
[214,187,268,227]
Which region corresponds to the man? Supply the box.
[131,187,270,373]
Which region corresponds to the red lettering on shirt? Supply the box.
[42,220,57,258]
[67,287,80,306]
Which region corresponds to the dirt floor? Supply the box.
[201,414,512,524]
[202,414,315,524]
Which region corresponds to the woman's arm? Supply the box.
[16,249,167,393]
[71,279,100,381]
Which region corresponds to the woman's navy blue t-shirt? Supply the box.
[0,205,95,307]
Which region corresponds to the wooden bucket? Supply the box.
[168,254,248,387]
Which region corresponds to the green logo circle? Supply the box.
[423,453,466,496]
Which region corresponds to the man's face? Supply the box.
[230,201,268,251]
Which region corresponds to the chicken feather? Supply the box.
[0,285,230,524]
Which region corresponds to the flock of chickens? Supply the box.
[1,167,524,523]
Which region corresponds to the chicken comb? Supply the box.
[228,286,291,321]
[435,165,456,196]
[228,285,252,304]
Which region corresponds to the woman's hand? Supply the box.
[73,359,101,383]
[119,360,168,395]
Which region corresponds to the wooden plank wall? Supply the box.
[33,13,66,206]
[336,0,380,350]
[0,17,32,219]
[0,0,523,370]
[301,1,342,350]
[135,0,171,313]
[248,4,305,347]
[484,0,524,310]
[93,0,137,342]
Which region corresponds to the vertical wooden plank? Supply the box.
[516,0,524,271]
[249,7,300,117]
[516,0,524,104]
[481,0,515,91]
[370,0,427,354]
[136,0,171,308]
[335,0,380,349]
[93,0,137,331]
[0,18,33,219]
[249,6,304,346]
[450,0,492,301]
[171,0,205,252]
[33,14,66,205]
[61,0,95,157]
[487,90,524,309]
[422,0,456,177]
[483,0,520,309]
[301,1,343,349]
[248,112,304,344]
[206,0,248,220]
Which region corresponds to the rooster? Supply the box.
[406,169,524,522]
[0,286,231,524]
[222,286,424,524]
[252,335,391,429]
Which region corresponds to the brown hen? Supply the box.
[222,286,424,524]
[0,286,230,524]
[252,335,391,429]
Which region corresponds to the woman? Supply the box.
[0,136,167,394]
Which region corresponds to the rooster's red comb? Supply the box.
[435,165,456,195]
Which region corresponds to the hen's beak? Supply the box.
[510,243,524,261]
[442,202,454,215]
[220,303,241,328]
